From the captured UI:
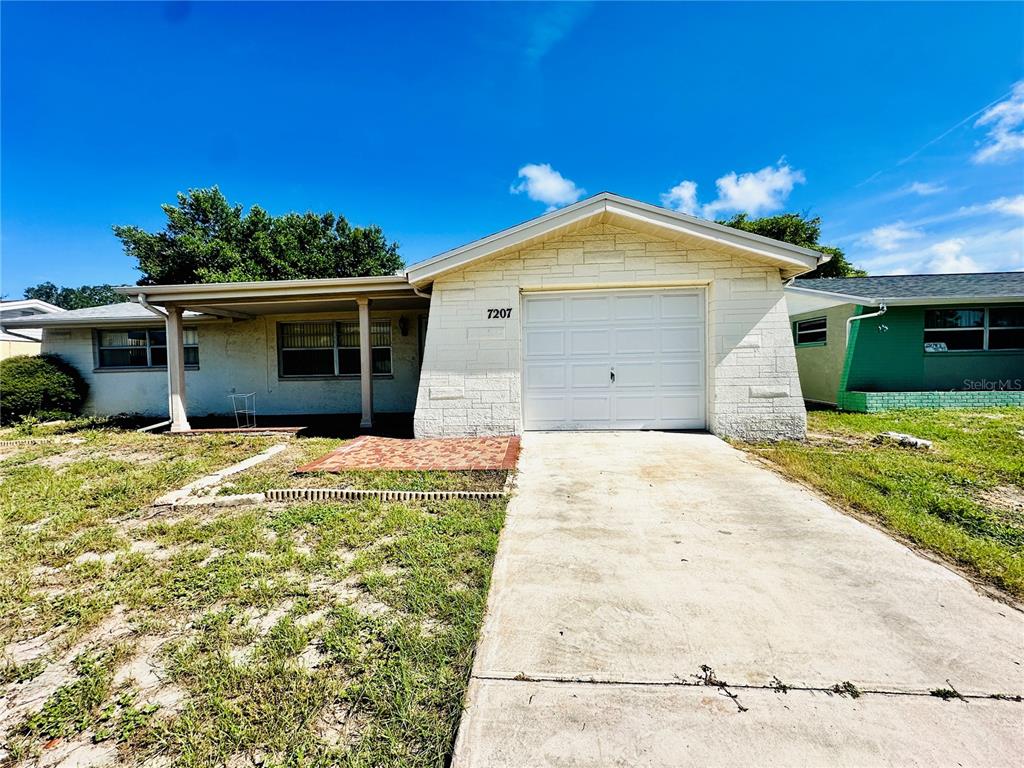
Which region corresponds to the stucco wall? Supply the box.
[41,309,424,418]
[845,305,1023,392]
[414,221,806,441]
[791,304,856,405]
[1,340,41,360]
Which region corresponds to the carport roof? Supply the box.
[405,192,828,285]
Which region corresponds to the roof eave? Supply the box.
[407,193,824,286]
[116,275,413,304]
[785,285,1024,307]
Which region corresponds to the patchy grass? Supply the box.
[1,428,507,767]
[742,408,1024,598]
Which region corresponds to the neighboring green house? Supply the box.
[785,273,1024,412]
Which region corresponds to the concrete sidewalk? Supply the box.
[453,432,1024,767]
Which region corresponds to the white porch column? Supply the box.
[166,306,191,432]
[357,297,373,429]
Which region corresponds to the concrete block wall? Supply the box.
[840,389,1024,412]
[414,221,807,441]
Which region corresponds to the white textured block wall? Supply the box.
[41,309,425,419]
[414,221,806,440]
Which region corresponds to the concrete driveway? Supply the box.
[453,432,1024,767]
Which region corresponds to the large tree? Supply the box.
[23,282,128,310]
[719,212,866,279]
[113,187,404,285]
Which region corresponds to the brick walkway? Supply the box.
[297,435,521,472]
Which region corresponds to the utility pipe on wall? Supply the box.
[846,303,887,341]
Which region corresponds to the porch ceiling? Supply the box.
[173,296,430,317]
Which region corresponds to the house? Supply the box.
[786,273,1024,412]
[0,299,65,359]
[2,193,829,439]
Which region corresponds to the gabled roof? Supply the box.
[0,299,65,316]
[406,192,826,285]
[1,301,213,328]
[789,272,1024,307]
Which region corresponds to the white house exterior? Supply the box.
[3,194,826,440]
[0,299,65,359]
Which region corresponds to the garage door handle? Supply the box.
[610,367,615,383]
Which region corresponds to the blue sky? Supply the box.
[2,1,1022,296]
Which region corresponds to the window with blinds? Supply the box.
[96,328,198,368]
[278,320,392,377]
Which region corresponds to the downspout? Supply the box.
[136,293,174,429]
[411,285,432,300]
[845,302,887,341]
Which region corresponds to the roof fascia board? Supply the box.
[603,199,820,271]
[118,277,413,304]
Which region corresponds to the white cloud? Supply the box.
[986,195,1024,217]
[904,181,946,196]
[524,3,591,65]
[859,222,924,251]
[701,161,806,218]
[854,224,1023,275]
[928,238,980,273]
[973,80,1024,164]
[660,180,699,215]
[659,160,805,220]
[510,163,585,211]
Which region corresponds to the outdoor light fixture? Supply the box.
[398,316,409,336]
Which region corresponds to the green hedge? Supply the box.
[0,354,88,423]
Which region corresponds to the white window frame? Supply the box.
[923,307,1024,352]
[95,327,199,370]
[277,319,393,379]
[794,316,827,346]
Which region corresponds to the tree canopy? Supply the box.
[718,212,866,278]
[113,187,404,285]
[23,282,128,310]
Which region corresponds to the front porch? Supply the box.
[117,276,430,433]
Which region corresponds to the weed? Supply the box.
[831,681,862,699]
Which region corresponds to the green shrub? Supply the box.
[0,354,88,423]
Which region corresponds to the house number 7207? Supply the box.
[487,308,513,319]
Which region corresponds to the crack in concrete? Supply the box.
[473,673,1024,703]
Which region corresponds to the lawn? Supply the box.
[0,423,507,767]
[742,408,1024,599]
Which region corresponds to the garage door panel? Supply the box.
[661,360,702,387]
[659,393,704,422]
[613,395,659,421]
[660,326,703,354]
[613,294,656,320]
[523,290,705,431]
[570,329,611,355]
[660,293,702,320]
[525,330,565,356]
[614,361,658,387]
[525,395,569,422]
[614,327,658,354]
[525,298,565,323]
[572,396,611,421]
[570,363,611,388]
[525,364,566,389]
[570,296,611,321]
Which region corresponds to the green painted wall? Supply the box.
[791,305,855,404]
[845,305,1023,392]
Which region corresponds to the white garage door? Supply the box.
[522,289,706,430]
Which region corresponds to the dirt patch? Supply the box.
[975,485,1024,526]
